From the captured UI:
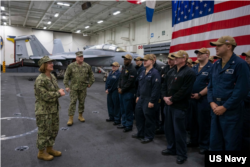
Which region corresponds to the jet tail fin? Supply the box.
[29,35,50,56]
[15,38,29,60]
[52,39,64,54]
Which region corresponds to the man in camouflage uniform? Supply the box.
[35,56,65,161]
[64,51,95,126]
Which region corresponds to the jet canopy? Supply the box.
[87,44,126,52]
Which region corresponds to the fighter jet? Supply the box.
[8,35,165,80]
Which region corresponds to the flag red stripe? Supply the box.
[127,0,141,4]
[214,1,250,13]
[172,15,250,40]
[170,35,250,53]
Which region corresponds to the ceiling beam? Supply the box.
[6,5,49,14]
[72,0,142,32]
[97,3,144,13]
[90,3,172,34]
[23,1,33,27]
[48,1,79,29]
[8,1,11,25]
[36,1,55,28]
[59,1,100,30]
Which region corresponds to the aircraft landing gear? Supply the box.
[97,67,108,82]
[103,76,107,82]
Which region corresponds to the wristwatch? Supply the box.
[198,93,202,98]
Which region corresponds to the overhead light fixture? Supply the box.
[54,13,59,17]
[57,2,70,6]
[113,11,120,15]
[2,16,6,19]
[85,26,89,29]
[64,3,70,7]
[1,6,5,11]
[97,20,103,24]
[83,34,88,36]
[44,27,47,29]
[3,22,6,25]
[47,21,51,24]
[76,30,81,33]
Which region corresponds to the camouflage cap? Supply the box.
[210,36,237,46]
[38,56,54,67]
[187,58,193,64]
[75,51,83,57]
[122,54,133,60]
[242,50,250,57]
[168,53,175,60]
[140,54,154,61]
[134,56,142,61]
[111,62,120,67]
[194,48,210,55]
[173,50,189,59]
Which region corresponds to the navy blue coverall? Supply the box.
[134,64,146,111]
[161,65,196,159]
[207,53,250,151]
[118,63,137,129]
[189,61,213,150]
[105,70,121,123]
[242,88,250,150]
[135,68,161,139]
[153,62,162,130]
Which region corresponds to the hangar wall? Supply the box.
[0,26,90,65]
[89,9,172,56]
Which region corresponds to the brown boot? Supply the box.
[78,113,85,122]
[47,147,62,157]
[37,149,54,161]
[67,116,73,126]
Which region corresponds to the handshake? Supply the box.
[58,88,70,97]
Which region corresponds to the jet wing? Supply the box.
[30,55,66,60]
[30,55,114,60]
[61,55,114,59]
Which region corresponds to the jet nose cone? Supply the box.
[156,60,165,66]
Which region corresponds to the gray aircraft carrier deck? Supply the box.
[1,73,204,167]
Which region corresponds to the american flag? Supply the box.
[169,0,250,58]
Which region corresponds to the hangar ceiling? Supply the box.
[0,1,172,36]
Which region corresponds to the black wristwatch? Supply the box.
[198,93,202,98]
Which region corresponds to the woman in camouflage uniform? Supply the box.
[34,56,65,161]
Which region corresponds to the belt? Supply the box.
[214,97,227,102]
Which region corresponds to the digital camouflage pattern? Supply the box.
[38,56,54,67]
[63,61,95,90]
[34,73,61,150]
[36,113,59,150]
[34,73,61,115]
[64,61,95,116]
[68,88,87,116]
